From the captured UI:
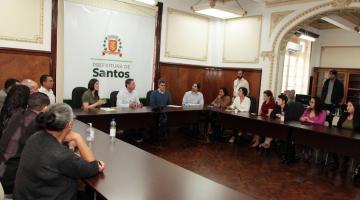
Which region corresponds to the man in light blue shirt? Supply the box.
[117,78,142,108]
[182,83,204,106]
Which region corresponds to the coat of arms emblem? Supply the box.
[102,35,122,57]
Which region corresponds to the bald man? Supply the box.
[21,79,39,94]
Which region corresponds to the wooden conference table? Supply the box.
[74,106,206,133]
[73,120,255,200]
[74,106,360,160]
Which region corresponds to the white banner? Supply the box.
[64,1,156,99]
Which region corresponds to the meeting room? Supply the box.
[1,0,360,199]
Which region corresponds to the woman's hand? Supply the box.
[98,161,106,172]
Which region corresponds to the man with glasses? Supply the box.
[182,83,204,106]
[150,79,172,107]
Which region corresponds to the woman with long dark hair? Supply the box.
[81,79,106,111]
[211,87,231,108]
[300,97,326,125]
[337,100,360,131]
[0,85,30,137]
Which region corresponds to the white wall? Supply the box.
[0,0,52,51]
[311,28,360,69]
[3,0,345,101]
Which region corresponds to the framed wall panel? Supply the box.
[320,46,360,68]
[165,8,209,61]
[0,0,44,43]
[223,16,262,63]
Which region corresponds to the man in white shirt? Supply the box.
[182,83,204,106]
[38,75,56,104]
[117,78,142,108]
[233,70,250,99]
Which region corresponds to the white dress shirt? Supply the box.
[233,78,250,97]
[230,96,251,112]
[182,91,204,106]
[116,89,140,107]
[39,86,56,104]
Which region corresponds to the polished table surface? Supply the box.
[73,106,205,117]
[73,120,255,200]
[73,106,360,161]
[73,106,206,131]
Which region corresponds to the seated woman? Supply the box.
[300,97,326,125]
[211,87,231,108]
[251,90,275,148]
[14,103,105,199]
[0,93,50,195]
[259,94,289,148]
[0,85,30,137]
[82,79,106,111]
[227,87,251,143]
[337,100,360,131]
[208,88,231,139]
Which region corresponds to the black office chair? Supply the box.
[109,91,119,107]
[71,87,87,109]
[285,102,305,121]
[144,90,153,106]
[248,96,258,114]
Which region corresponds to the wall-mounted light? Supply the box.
[295,28,319,42]
[191,0,246,19]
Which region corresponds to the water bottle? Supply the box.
[280,112,285,122]
[86,123,95,141]
[110,119,116,142]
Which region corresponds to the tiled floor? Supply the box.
[136,128,360,200]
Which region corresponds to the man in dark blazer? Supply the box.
[321,69,344,113]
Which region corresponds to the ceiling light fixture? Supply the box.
[295,29,319,42]
[191,0,246,19]
[134,0,157,6]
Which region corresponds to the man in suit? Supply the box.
[321,69,344,114]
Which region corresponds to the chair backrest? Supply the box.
[248,96,257,114]
[109,91,119,107]
[285,102,305,121]
[144,90,153,106]
[71,87,87,109]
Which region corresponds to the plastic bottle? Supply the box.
[110,119,116,142]
[86,123,95,141]
[280,112,285,122]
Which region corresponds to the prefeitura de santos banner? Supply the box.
[64,1,156,99]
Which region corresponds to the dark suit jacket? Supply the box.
[321,79,344,105]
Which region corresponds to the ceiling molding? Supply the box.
[265,0,324,8]
[270,10,294,36]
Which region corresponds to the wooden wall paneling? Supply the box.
[159,62,262,106]
[0,50,51,89]
[51,0,58,94]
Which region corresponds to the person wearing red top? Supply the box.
[251,90,275,148]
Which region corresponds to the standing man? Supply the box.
[233,70,250,99]
[39,75,56,104]
[321,69,344,113]
[150,79,172,107]
[182,83,204,106]
[0,78,19,111]
[117,78,142,108]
